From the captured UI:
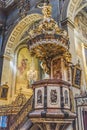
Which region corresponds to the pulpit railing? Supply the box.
[9,95,33,130]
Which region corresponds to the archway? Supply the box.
[61,0,84,22]
[1,13,42,103]
[5,13,42,56]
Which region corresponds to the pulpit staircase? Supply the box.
[9,96,33,130]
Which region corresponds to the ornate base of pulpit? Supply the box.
[27,2,76,130]
[29,79,76,130]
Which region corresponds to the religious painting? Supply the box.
[1,88,8,99]
[16,47,39,91]
[37,89,42,104]
[50,89,57,104]
[0,84,9,99]
[72,65,82,88]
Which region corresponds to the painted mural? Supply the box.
[16,47,39,91]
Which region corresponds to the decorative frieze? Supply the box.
[75,13,87,40]
[5,14,42,56]
[76,97,87,106]
[67,0,82,21]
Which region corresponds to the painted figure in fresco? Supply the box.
[16,48,39,91]
[17,56,29,90]
[50,89,57,103]
[37,89,42,104]
[18,58,28,74]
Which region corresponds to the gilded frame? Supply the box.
[72,65,82,88]
[0,85,9,100]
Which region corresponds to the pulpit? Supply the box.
[27,3,76,130]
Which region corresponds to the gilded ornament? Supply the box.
[28,4,71,77]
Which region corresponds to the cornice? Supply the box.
[61,18,75,29]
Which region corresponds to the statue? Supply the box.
[27,67,38,87]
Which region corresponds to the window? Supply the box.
[0,116,8,128]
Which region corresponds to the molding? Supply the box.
[61,18,75,29]
[67,0,82,21]
[5,13,42,57]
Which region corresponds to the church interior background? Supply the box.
[0,0,87,130]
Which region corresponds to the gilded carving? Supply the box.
[28,5,70,77]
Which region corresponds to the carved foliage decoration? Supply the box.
[76,97,87,106]
[50,89,57,104]
[12,93,27,106]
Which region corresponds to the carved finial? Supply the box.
[42,4,52,18]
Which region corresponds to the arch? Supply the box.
[1,13,42,100]
[61,0,83,22]
[74,2,87,18]
[5,13,42,57]
[67,0,82,21]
